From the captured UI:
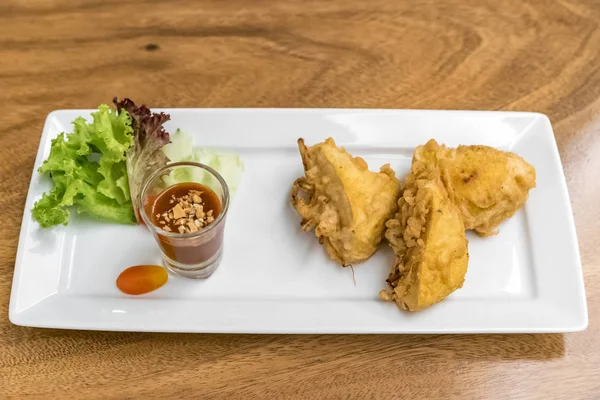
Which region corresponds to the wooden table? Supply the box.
[1,1,599,398]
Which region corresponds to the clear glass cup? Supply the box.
[140,162,230,279]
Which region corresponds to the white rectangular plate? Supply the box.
[10,109,587,333]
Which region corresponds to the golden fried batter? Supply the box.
[381,160,469,311]
[416,139,536,236]
[291,138,402,265]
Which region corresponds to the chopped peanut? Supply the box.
[187,221,198,232]
[172,204,186,219]
[155,187,217,234]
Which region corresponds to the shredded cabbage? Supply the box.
[161,129,244,196]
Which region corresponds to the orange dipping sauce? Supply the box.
[144,182,225,266]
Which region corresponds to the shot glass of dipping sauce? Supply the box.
[140,162,229,279]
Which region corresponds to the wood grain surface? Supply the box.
[1,0,600,398]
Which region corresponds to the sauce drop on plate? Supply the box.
[116,265,168,295]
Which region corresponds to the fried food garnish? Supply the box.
[291,138,402,265]
[381,159,469,311]
[416,139,536,236]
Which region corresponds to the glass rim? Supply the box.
[139,161,230,239]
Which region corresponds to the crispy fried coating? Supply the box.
[416,140,536,236]
[381,160,469,311]
[291,138,402,265]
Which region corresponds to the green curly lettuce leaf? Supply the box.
[32,105,136,227]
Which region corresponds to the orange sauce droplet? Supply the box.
[116,265,168,295]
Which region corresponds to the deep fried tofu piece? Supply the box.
[291,138,402,265]
[416,139,536,236]
[381,160,469,311]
